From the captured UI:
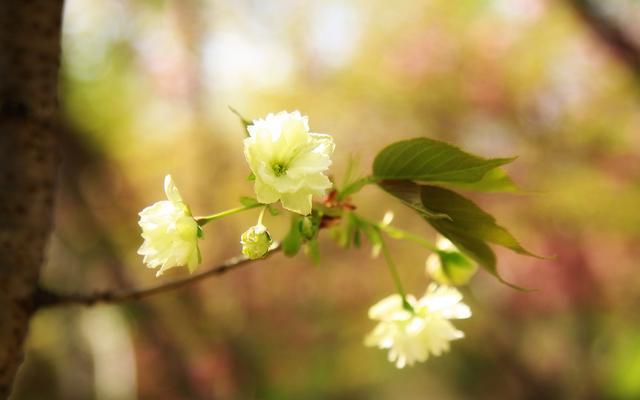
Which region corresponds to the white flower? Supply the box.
[426,236,478,286]
[240,224,272,259]
[364,284,471,368]
[244,111,334,215]
[137,175,201,276]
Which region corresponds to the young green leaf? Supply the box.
[300,213,321,240]
[379,180,537,289]
[378,180,451,220]
[435,168,519,193]
[353,227,362,248]
[306,238,320,265]
[373,138,515,183]
[341,213,358,248]
[428,231,526,290]
[418,185,542,258]
[266,204,279,216]
[337,176,376,201]
[282,215,303,256]
[360,222,383,258]
[239,196,260,207]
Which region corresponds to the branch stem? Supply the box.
[35,243,281,308]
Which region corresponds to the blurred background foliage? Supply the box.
[11,0,640,399]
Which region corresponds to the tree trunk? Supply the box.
[0,0,64,397]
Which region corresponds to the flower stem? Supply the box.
[379,234,413,312]
[257,206,267,225]
[380,225,438,252]
[355,214,437,251]
[195,203,262,226]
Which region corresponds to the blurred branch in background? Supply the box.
[568,0,640,84]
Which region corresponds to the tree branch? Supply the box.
[35,243,282,308]
[568,0,640,82]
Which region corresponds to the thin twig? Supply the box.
[35,243,282,309]
[568,0,640,82]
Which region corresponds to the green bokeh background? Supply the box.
[12,0,640,399]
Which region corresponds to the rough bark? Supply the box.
[0,0,64,397]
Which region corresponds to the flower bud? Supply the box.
[300,215,318,240]
[425,236,477,286]
[241,224,273,259]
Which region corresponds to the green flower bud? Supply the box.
[426,237,478,286]
[241,224,273,260]
[300,215,318,240]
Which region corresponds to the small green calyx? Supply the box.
[402,298,414,313]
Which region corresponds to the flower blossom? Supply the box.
[137,175,201,276]
[243,111,334,215]
[364,284,471,368]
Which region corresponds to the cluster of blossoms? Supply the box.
[137,110,334,272]
[136,110,477,369]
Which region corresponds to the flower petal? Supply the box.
[255,178,281,204]
[163,175,183,204]
[281,191,313,215]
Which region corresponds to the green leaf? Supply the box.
[353,226,362,247]
[435,231,496,276]
[239,196,260,207]
[337,176,376,201]
[340,154,360,192]
[306,238,320,265]
[340,213,358,248]
[419,185,541,258]
[432,221,529,290]
[373,138,515,183]
[282,215,303,256]
[436,168,518,193]
[378,180,451,220]
[361,224,383,258]
[300,214,320,240]
[380,180,538,289]
[266,204,279,216]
